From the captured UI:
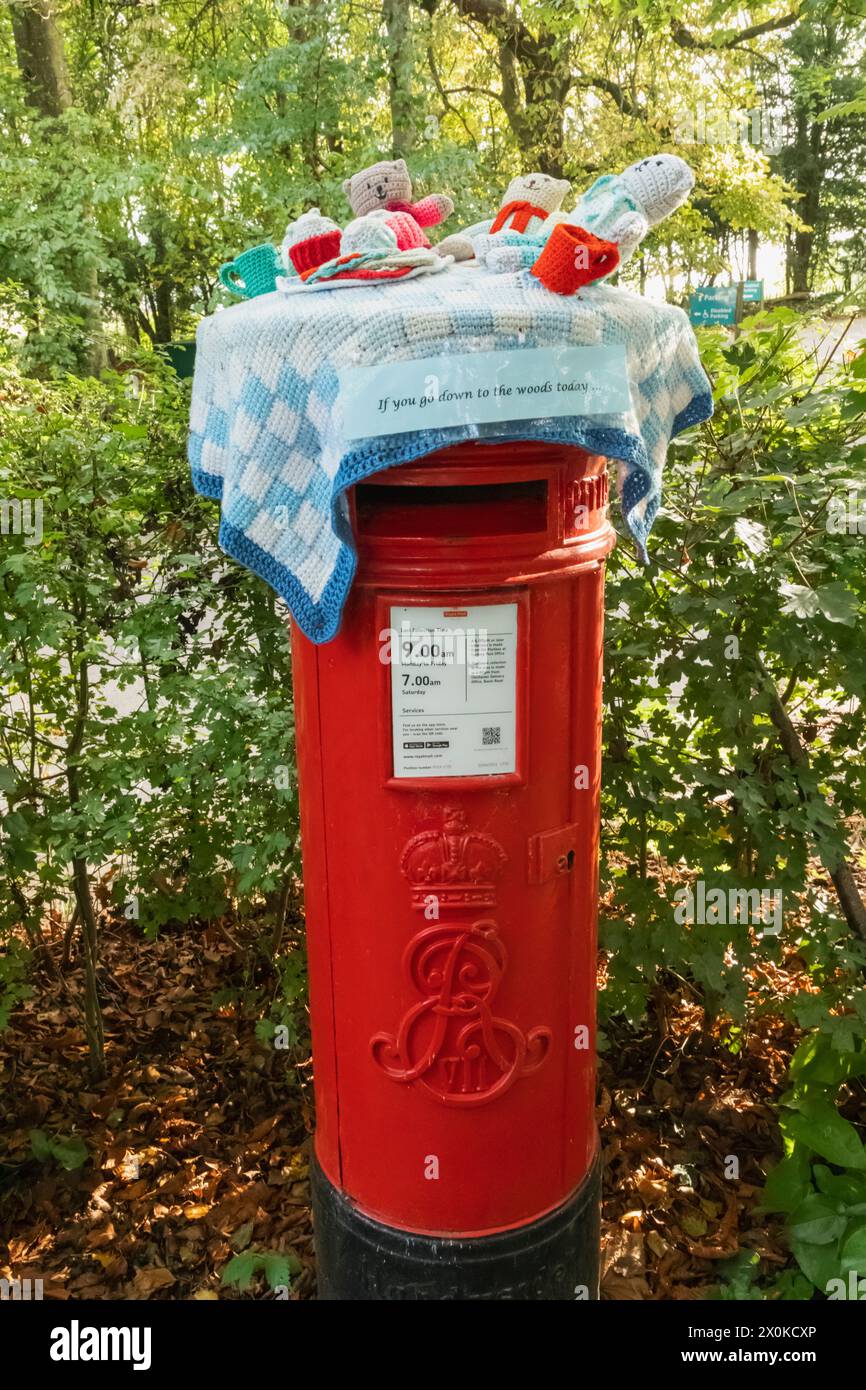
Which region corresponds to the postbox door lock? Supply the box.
[527,823,581,884]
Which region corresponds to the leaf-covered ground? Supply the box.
[0,913,811,1300]
[599,982,800,1299]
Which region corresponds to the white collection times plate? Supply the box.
[389,603,518,779]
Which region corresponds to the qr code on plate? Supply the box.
[482,726,501,746]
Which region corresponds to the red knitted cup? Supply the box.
[289,229,343,275]
[531,224,620,295]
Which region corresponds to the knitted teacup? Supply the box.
[531,224,620,295]
[219,243,281,299]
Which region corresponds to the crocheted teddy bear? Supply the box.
[565,154,695,265]
[437,172,571,262]
[528,153,695,295]
[476,153,695,291]
[342,159,454,249]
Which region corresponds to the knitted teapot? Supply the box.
[281,208,342,275]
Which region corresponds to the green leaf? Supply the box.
[840,1221,866,1273]
[50,1136,88,1171]
[780,584,819,620]
[28,1128,53,1163]
[221,1251,261,1291]
[788,1193,846,1245]
[789,1233,843,1291]
[29,1129,87,1170]
[814,584,857,626]
[260,1251,300,1290]
[734,516,768,554]
[221,1248,300,1292]
[763,1151,812,1213]
[813,1167,866,1212]
[786,1098,866,1170]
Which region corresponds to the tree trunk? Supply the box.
[8,0,71,116]
[432,0,568,174]
[784,103,824,298]
[747,229,758,282]
[758,660,866,945]
[520,64,569,177]
[492,36,567,175]
[8,0,106,374]
[65,626,107,1079]
[121,312,141,346]
[384,0,416,158]
[71,855,106,1079]
[149,221,175,345]
[789,227,815,296]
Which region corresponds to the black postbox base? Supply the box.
[311,1151,601,1301]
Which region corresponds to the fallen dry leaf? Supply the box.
[132,1267,176,1296]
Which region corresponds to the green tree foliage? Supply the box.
[602,312,866,1028]
[3,1,864,369]
[601,311,866,1295]
[764,1032,866,1296]
[0,353,298,1065]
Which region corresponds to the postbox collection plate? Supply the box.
[389,602,519,779]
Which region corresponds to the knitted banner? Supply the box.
[188,264,713,642]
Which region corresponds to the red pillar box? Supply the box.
[291,441,615,1300]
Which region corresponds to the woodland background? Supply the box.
[1,0,866,1301]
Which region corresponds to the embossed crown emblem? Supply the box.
[400,807,507,910]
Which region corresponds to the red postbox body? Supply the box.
[292,442,615,1299]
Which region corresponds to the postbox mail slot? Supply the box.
[527,823,581,884]
[355,477,549,539]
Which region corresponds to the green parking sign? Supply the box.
[689,286,738,325]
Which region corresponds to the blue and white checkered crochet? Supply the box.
[188,264,712,642]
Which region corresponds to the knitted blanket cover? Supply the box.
[188,265,713,643]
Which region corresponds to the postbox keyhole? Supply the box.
[557,849,576,873]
